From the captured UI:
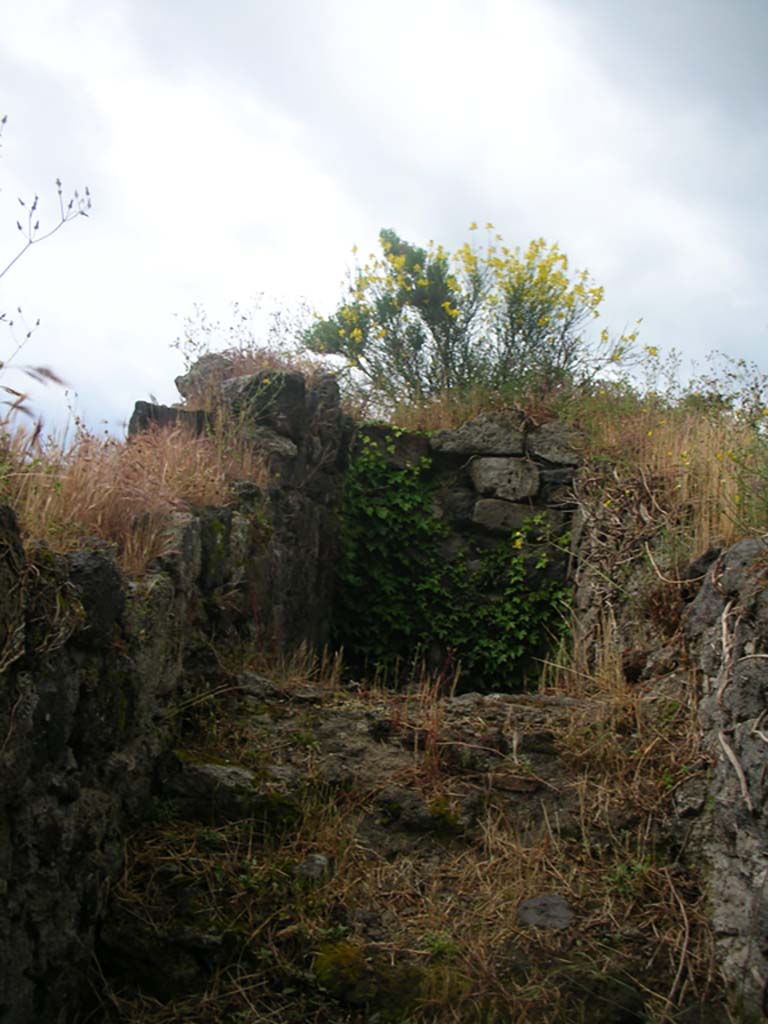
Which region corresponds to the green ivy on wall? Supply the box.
[335,429,570,691]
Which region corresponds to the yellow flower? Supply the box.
[468,221,478,230]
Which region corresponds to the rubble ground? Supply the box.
[90,650,724,1024]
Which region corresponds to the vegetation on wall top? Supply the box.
[304,224,643,406]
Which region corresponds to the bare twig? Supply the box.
[715,601,738,708]
[661,866,691,1013]
[717,730,754,813]
[1,178,91,282]
[644,541,704,587]
[749,709,768,746]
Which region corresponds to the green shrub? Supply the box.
[304,225,640,407]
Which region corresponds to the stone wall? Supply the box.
[348,414,580,688]
[683,537,768,1020]
[0,370,350,1023]
[427,414,579,529]
[6,355,766,1020]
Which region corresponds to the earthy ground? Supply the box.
[80,648,729,1024]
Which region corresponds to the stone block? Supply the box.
[358,424,429,469]
[429,414,524,457]
[65,548,125,646]
[472,499,533,534]
[469,457,539,500]
[151,512,203,592]
[434,488,476,527]
[128,402,208,438]
[219,370,307,441]
[526,421,581,465]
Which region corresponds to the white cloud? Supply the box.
[0,0,765,432]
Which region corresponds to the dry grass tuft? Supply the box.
[215,344,331,384]
[535,613,717,1019]
[388,385,527,433]
[0,420,267,573]
[570,394,760,554]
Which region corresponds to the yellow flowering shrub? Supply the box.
[304,226,639,405]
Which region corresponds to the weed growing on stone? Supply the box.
[171,300,336,421]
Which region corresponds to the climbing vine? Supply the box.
[335,429,570,691]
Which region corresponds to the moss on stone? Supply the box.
[426,794,463,835]
[314,940,427,1019]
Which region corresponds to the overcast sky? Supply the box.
[1,0,766,433]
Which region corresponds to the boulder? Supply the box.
[241,425,298,478]
[151,512,203,591]
[160,760,262,825]
[158,757,301,828]
[174,352,237,403]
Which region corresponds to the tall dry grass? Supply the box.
[569,391,761,553]
[0,420,267,573]
[389,376,765,557]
